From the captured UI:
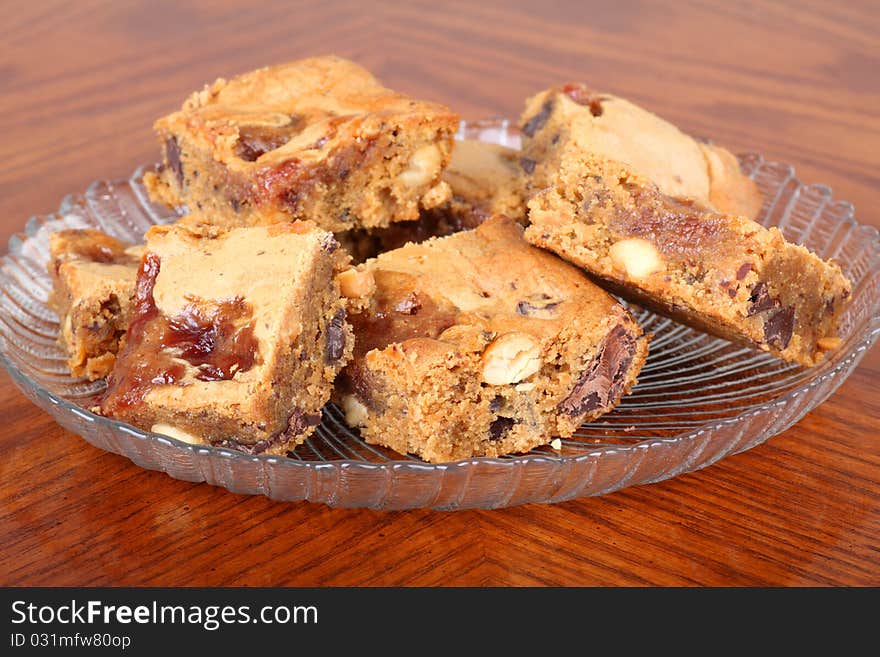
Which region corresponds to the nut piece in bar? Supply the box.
[98,221,361,455]
[519,82,762,219]
[335,215,649,463]
[525,150,851,366]
[144,55,459,232]
[47,229,141,380]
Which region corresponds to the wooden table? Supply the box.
[1,0,877,586]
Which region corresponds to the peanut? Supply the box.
[481,332,542,385]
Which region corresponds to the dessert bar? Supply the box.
[145,56,459,232]
[336,215,649,462]
[525,151,850,365]
[98,221,359,454]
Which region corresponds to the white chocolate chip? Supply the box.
[609,238,665,279]
[341,394,369,427]
[151,423,203,445]
[550,438,562,450]
[399,144,442,188]
[481,332,543,385]
[338,268,376,299]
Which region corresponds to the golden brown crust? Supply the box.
[145,56,460,231]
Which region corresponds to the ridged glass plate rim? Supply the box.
[1,117,878,509]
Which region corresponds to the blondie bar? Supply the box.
[519,83,762,219]
[526,152,851,366]
[47,229,140,380]
[145,56,459,232]
[98,221,358,454]
[336,216,649,463]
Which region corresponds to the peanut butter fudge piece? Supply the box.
[145,56,459,232]
[526,152,851,366]
[336,216,649,463]
[519,83,762,219]
[99,222,358,455]
[47,229,140,380]
[335,139,527,263]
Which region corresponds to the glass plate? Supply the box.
[2,119,879,510]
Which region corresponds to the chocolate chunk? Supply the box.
[748,282,778,315]
[286,411,307,437]
[558,326,636,417]
[341,363,385,413]
[736,262,753,280]
[577,391,603,414]
[520,157,536,174]
[488,396,503,413]
[165,137,184,187]
[522,99,554,137]
[489,416,516,441]
[324,309,347,363]
[764,306,795,349]
[282,409,323,441]
[516,294,560,317]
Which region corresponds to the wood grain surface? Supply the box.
[1,0,878,586]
